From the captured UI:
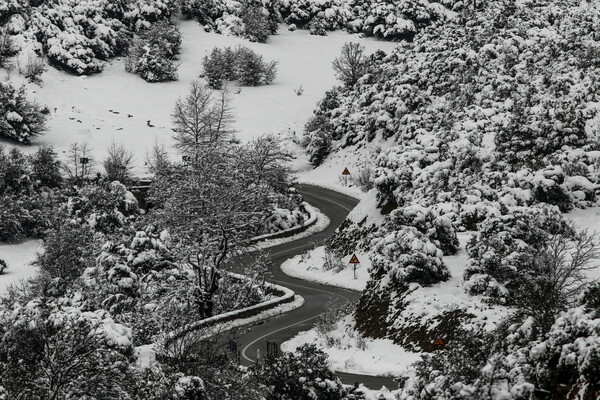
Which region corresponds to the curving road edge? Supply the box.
[234,184,398,390]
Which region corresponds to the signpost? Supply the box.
[433,336,445,346]
[342,167,350,186]
[349,253,360,279]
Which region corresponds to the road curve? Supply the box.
[234,184,398,390]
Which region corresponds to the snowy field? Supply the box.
[0,240,42,295]
[6,22,397,175]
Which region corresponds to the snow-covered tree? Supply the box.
[0,300,135,399]
[0,80,47,144]
[125,20,181,82]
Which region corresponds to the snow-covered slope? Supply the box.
[4,21,396,174]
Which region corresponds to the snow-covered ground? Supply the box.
[281,314,421,377]
[0,240,42,295]
[281,245,370,291]
[6,22,397,175]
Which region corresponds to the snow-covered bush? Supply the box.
[464,205,575,304]
[0,259,6,274]
[67,181,139,234]
[203,45,278,89]
[0,299,135,399]
[28,0,130,74]
[370,226,449,288]
[303,115,333,166]
[34,219,97,283]
[251,343,364,400]
[123,0,177,31]
[125,21,180,82]
[302,88,341,166]
[384,205,460,255]
[0,80,47,143]
[180,0,227,25]
[239,0,272,43]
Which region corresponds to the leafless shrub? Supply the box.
[103,141,134,183]
[353,165,374,192]
[18,54,47,84]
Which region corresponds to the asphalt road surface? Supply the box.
[234,184,399,390]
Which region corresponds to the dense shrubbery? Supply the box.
[2,0,177,75]
[0,80,47,143]
[410,290,600,400]
[309,0,600,375]
[125,21,181,82]
[181,0,279,41]
[279,0,444,39]
[203,45,278,89]
[463,206,574,303]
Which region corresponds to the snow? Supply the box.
[281,315,421,377]
[252,202,331,249]
[280,246,370,291]
[0,240,42,295]
[6,21,397,174]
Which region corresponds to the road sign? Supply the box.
[349,253,360,279]
[433,337,445,346]
[80,157,89,164]
[342,167,351,175]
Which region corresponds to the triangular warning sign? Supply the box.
[433,337,445,346]
[349,254,360,264]
[342,167,351,175]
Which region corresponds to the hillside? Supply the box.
[299,0,600,398]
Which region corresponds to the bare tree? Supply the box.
[103,141,133,183]
[242,134,292,192]
[332,42,370,87]
[146,141,171,175]
[63,143,95,182]
[516,229,600,332]
[171,81,235,160]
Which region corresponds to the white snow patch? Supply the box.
[281,315,421,377]
[280,246,370,291]
[0,240,42,295]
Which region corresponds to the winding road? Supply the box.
[234,184,398,390]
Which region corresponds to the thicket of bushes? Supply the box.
[203,45,278,89]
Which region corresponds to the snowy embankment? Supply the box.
[7,21,397,174]
[137,272,305,368]
[282,314,421,377]
[0,240,42,295]
[281,246,370,291]
[252,202,324,243]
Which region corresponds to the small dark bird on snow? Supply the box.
[147,120,155,127]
